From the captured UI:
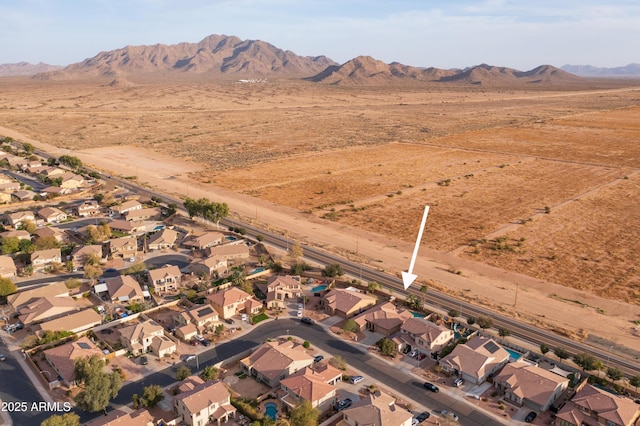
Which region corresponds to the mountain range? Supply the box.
[560,63,640,77]
[3,34,631,85]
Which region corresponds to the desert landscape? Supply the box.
[1,52,640,354]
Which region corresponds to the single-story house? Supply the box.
[321,288,376,318]
[240,340,315,387]
[44,336,105,388]
[439,336,510,385]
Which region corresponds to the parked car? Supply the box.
[300,317,315,325]
[524,411,537,423]
[296,310,303,317]
[190,339,200,346]
[453,378,464,387]
[349,375,364,384]
[414,412,430,423]
[225,318,235,325]
[0,354,6,362]
[409,350,418,358]
[195,334,205,342]
[139,356,148,365]
[184,354,196,362]
[335,398,352,411]
[423,382,439,393]
[314,355,324,363]
[201,339,211,347]
[441,410,459,422]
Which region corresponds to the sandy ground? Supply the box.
[1,125,638,355]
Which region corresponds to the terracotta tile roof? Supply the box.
[342,391,412,426]
[556,384,640,426]
[244,341,314,382]
[323,289,376,315]
[44,337,104,384]
[174,380,231,415]
[439,336,510,381]
[18,296,78,325]
[38,308,102,333]
[207,287,251,307]
[280,367,336,403]
[493,362,569,407]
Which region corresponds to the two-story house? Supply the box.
[280,363,342,412]
[439,336,510,385]
[4,210,35,228]
[108,199,142,217]
[73,200,101,217]
[265,275,302,308]
[341,391,413,426]
[176,305,219,334]
[173,376,236,426]
[104,275,145,304]
[70,245,104,270]
[147,264,181,295]
[189,256,228,278]
[30,248,62,272]
[207,287,261,320]
[106,235,138,259]
[555,383,640,426]
[119,319,171,356]
[398,317,455,356]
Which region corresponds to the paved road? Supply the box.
[77,318,498,425]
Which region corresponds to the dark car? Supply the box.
[301,317,315,325]
[335,398,352,411]
[0,354,6,362]
[225,318,235,325]
[423,382,439,392]
[314,355,324,363]
[524,411,537,423]
[139,356,148,365]
[201,339,211,347]
[415,412,430,423]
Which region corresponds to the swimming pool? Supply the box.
[225,236,238,241]
[505,348,523,361]
[410,311,426,318]
[311,284,327,293]
[250,267,265,275]
[264,402,278,420]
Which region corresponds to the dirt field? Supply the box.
[0,77,639,354]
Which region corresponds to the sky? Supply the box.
[1,0,638,70]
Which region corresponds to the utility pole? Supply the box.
[514,283,519,308]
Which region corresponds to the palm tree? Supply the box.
[420,285,428,307]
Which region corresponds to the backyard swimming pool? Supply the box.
[506,348,523,361]
[311,284,327,293]
[264,402,278,420]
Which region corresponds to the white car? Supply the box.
[409,350,418,358]
[296,310,303,317]
[195,334,205,342]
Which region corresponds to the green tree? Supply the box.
[0,277,17,297]
[420,285,429,306]
[554,347,570,360]
[176,365,191,381]
[289,244,303,260]
[448,308,460,319]
[200,365,219,381]
[18,238,34,253]
[58,155,83,169]
[140,384,164,408]
[476,316,493,329]
[290,262,310,275]
[343,319,359,333]
[22,142,35,154]
[19,219,37,234]
[376,338,397,357]
[84,263,103,282]
[73,355,122,413]
[629,375,640,390]
[573,353,598,371]
[34,235,60,250]
[64,278,82,289]
[183,197,229,226]
[466,317,476,325]
[540,343,550,355]
[406,294,422,310]
[498,327,510,338]
[322,263,343,277]
[367,281,380,294]
[329,356,347,370]
[606,367,623,382]
[289,400,319,426]
[1,237,19,254]
[215,323,225,336]
[302,340,311,349]
[40,413,81,426]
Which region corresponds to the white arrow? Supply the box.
[402,205,430,289]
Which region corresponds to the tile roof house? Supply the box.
[85,408,154,426]
[59,172,85,189]
[352,302,413,336]
[37,308,102,334]
[493,362,569,412]
[0,255,17,278]
[182,232,225,250]
[398,317,455,355]
[108,199,142,217]
[119,319,168,356]
[150,334,178,358]
[173,378,236,426]
[11,189,36,201]
[240,340,315,387]
[147,228,179,250]
[280,363,342,411]
[4,210,35,228]
[321,288,376,318]
[0,181,21,192]
[105,275,145,304]
[124,207,162,222]
[36,206,67,223]
[204,243,250,262]
[44,336,104,388]
[555,383,640,426]
[18,296,79,325]
[175,323,198,342]
[7,281,69,311]
[71,244,104,269]
[439,336,511,385]
[73,199,101,217]
[176,305,219,333]
[266,275,302,308]
[32,226,67,243]
[106,235,138,259]
[0,229,31,240]
[207,287,260,320]
[30,248,62,272]
[189,256,228,278]
[339,391,413,426]
[147,264,182,295]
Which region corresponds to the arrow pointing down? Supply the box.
[401,205,430,289]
